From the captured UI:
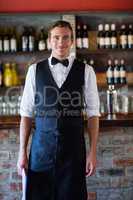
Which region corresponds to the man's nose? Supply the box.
[58,38,64,44]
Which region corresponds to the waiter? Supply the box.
[17,20,100,200]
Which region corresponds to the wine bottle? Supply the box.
[76,24,82,49]
[0,27,3,52]
[10,27,17,52]
[106,59,114,85]
[3,62,13,87]
[0,61,3,86]
[114,59,120,84]
[97,24,104,49]
[110,24,117,49]
[28,27,35,52]
[119,24,128,49]
[82,24,89,49]
[3,28,10,52]
[38,28,46,51]
[120,59,127,84]
[21,27,28,52]
[104,24,111,49]
[127,24,133,49]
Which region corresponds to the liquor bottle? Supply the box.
[11,62,19,86]
[0,27,3,52]
[127,24,133,49]
[104,24,111,49]
[97,24,104,49]
[3,28,10,52]
[82,24,89,49]
[3,62,13,87]
[110,24,117,49]
[0,61,3,86]
[10,27,17,52]
[120,59,127,84]
[28,27,35,52]
[38,28,46,51]
[106,59,114,85]
[114,59,120,84]
[76,24,82,49]
[21,27,28,52]
[107,84,118,114]
[119,24,128,49]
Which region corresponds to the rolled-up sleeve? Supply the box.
[84,65,100,118]
[20,64,36,118]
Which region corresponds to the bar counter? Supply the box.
[0,113,133,129]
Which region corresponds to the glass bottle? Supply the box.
[3,27,10,52]
[97,24,104,49]
[21,26,28,52]
[76,24,82,49]
[0,27,3,52]
[38,28,46,51]
[119,24,128,49]
[110,24,117,49]
[106,59,114,85]
[127,24,133,49]
[0,61,3,86]
[10,27,17,52]
[114,59,120,84]
[11,62,19,86]
[28,27,35,52]
[120,59,127,84]
[3,62,13,87]
[82,24,89,49]
[104,24,111,49]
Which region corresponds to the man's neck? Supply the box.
[51,54,69,60]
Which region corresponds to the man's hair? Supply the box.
[48,20,73,39]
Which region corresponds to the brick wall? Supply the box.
[0,127,133,200]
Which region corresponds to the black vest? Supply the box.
[29,59,85,171]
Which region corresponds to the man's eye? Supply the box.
[55,36,59,40]
[63,36,70,40]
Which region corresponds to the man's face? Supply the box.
[48,27,73,59]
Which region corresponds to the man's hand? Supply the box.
[86,151,97,177]
[17,150,28,176]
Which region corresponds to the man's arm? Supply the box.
[17,117,32,175]
[86,116,99,177]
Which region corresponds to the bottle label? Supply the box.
[114,69,120,78]
[120,70,126,78]
[120,35,127,45]
[10,39,17,51]
[82,38,89,48]
[106,69,113,77]
[3,40,10,52]
[22,36,28,50]
[0,74,2,86]
[111,37,117,45]
[128,35,133,45]
[105,37,110,46]
[38,41,46,51]
[76,38,82,48]
[99,37,104,46]
[0,40,2,51]
[29,36,34,51]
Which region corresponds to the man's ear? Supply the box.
[48,38,51,49]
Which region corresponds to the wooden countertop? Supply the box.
[0,114,133,129]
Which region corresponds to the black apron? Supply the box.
[26,59,87,200]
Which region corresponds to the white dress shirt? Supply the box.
[20,55,100,118]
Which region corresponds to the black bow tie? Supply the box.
[51,57,69,67]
